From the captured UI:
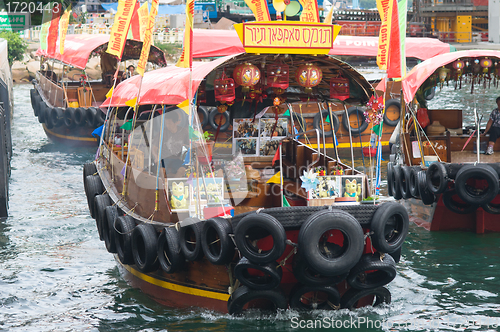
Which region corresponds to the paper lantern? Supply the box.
[480,58,493,74]
[295,63,322,93]
[233,63,260,92]
[214,72,235,103]
[453,60,464,70]
[267,61,289,89]
[330,75,350,101]
[438,67,450,83]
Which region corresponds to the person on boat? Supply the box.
[482,96,500,155]
[122,65,136,80]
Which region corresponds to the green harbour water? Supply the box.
[1,84,500,331]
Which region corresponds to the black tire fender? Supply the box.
[399,165,412,199]
[157,226,185,273]
[115,215,136,265]
[227,285,287,315]
[340,286,391,310]
[33,95,42,117]
[234,257,282,290]
[292,253,348,286]
[38,100,47,123]
[83,162,97,182]
[179,218,204,261]
[84,174,103,219]
[132,223,159,273]
[298,209,364,276]
[347,253,397,290]
[86,107,98,128]
[443,189,478,214]
[49,107,64,127]
[391,164,403,200]
[94,194,111,241]
[197,105,211,127]
[482,200,500,214]
[64,108,77,128]
[455,164,499,206]
[383,99,401,127]
[289,284,341,311]
[95,108,106,127]
[387,162,394,197]
[409,166,421,198]
[208,109,230,132]
[370,201,409,253]
[418,170,435,205]
[426,162,449,195]
[342,106,368,136]
[104,205,118,253]
[74,107,86,126]
[313,110,339,137]
[201,217,235,265]
[234,213,286,264]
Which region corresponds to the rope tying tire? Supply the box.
[417,170,435,205]
[64,108,77,128]
[94,193,111,241]
[114,215,136,265]
[103,205,118,253]
[234,257,282,290]
[454,164,499,206]
[201,217,235,265]
[48,107,64,128]
[84,174,104,219]
[157,227,185,273]
[442,189,478,214]
[289,284,341,311]
[340,286,391,310]
[426,162,449,195]
[347,253,397,289]
[227,285,287,315]
[370,202,409,253]
[391,164,403,200]
[179,217,205,261]
[409,166,421,198]
[132,223,159,273]
[399,165,412,199]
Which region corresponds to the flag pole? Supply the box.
[279,142,283,207]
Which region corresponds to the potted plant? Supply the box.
[194,130,214,164]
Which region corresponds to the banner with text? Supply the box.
[137,0,160,76]
[138,2,149,41]
[298,0,320,23]
[59,4,71,54]
[244,0,271,22]
[106,0,136,59]
[47,3,62,56]
[176,0,194,68]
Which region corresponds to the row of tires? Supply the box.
[197,99,401,137]
[30,88,106,129]
[388,161,500,214]
[83,162,404,313]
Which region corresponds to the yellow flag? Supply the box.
[176,0,194,68]
[324,6,334,25]
[266,171,282,184]
[125,97,137,107]
[137,0,160,76]
[106,86,114,99]
[137,2,149,41]
[177,99,190,115]
[59,4,71,54]
[244,0,271,21]
[106,0,136,59]
[298,0,320,22]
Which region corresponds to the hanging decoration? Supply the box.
[363,95,384,126]
[452,60,465,89]
[233,63,261,93]
[330,74,350,101]
[215,71,236,113]
[295,63,322,94]
[267,60,289,90]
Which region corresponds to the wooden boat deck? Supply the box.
[450,151,500,163]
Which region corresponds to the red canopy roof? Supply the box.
[36,34,167,69]
[101,55,239,107]
[192,29,452,61]
[402,50,500,104]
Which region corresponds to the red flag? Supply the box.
[272,144,280,166]
[129,1,141,40]
[47,3,62,55]
[386,0,401,78]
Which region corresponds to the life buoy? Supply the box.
[132,223,159,273]
[208,109,230,132]
[383,99,401,127]
[115,215,136,265]
[74,108,86,126]
[443,189,477,214]
[426,162,449,195]
[234,213,286,264]
[83,161,97,181]
[340,287,391,310]
[94,194,111,241]
[227,285,287,315]
[424,86,436,100]
[197,106,211,127]
[387,162,394,197]
[409,167,421,198]
[103,205,118,253]
[455,164,499,206]
[179,217,204,261]
[201,217,234,265]
[157,227,185,274]
[86,107,98,127]
[298,209,364,276]
[347,253,397,290]
[417,171,435,205]
[84,174,104,219]
[234,257,282,290]
[370,202,409,253]
[289,284,341,311]
[342,106,368,136]
[64,108,77,128]
[48,107,64,128]
[391,164,403,200]
[313,110,339,137]
[292,254,348,286]
[399,165,412,199]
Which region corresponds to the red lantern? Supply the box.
[233,63,260,92]
[453,60,464,70]
[330,75,350,101]
[480,58,493,68]
[214,71,235,103]
[295,63,322,93]
[267,60,289,90]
